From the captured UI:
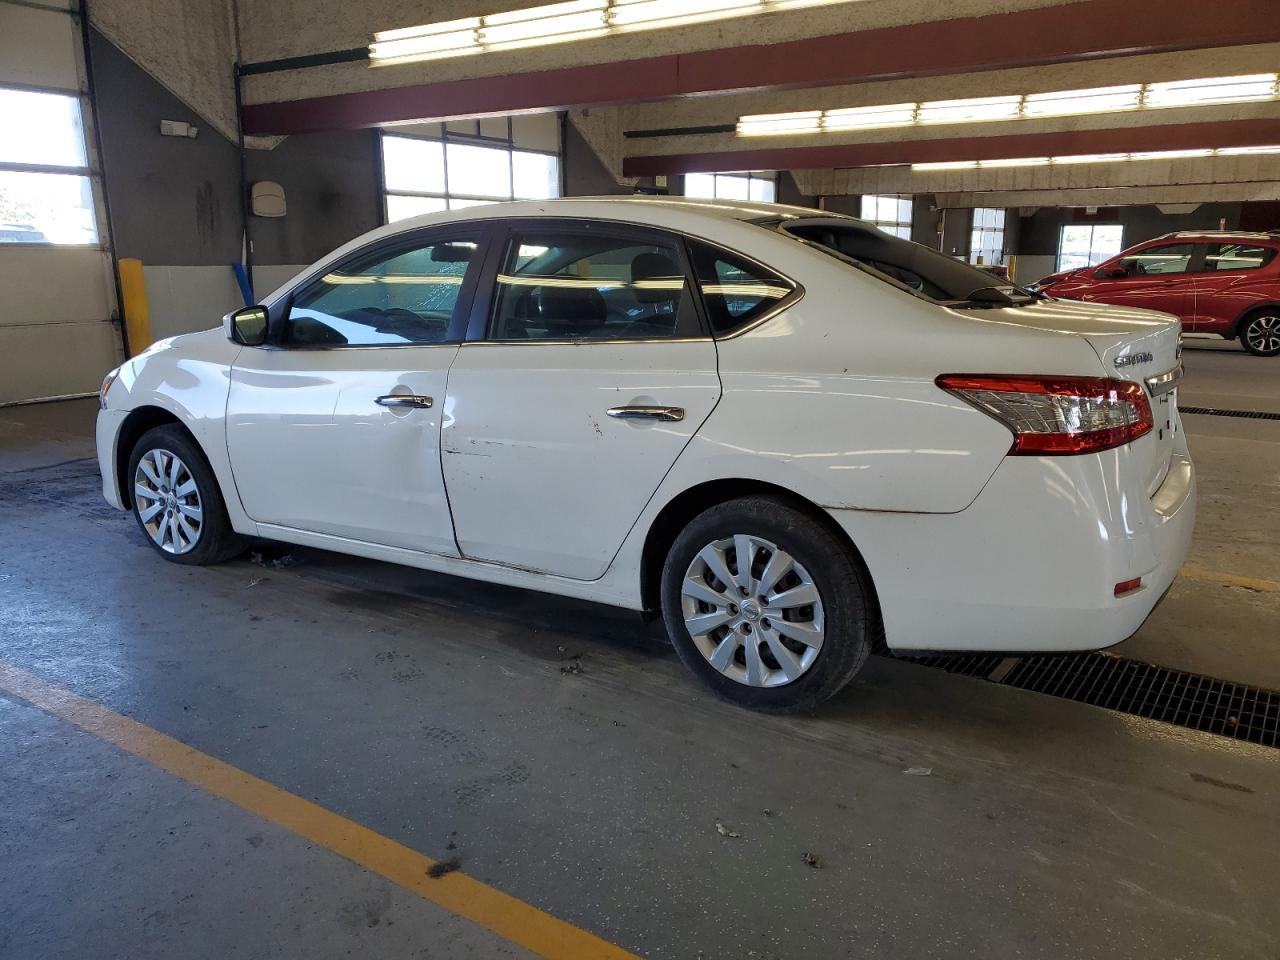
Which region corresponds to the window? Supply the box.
[490,229,696,341]
[285,236,479,346]
[969,208,1005,265]
[684,172,777,203]
[1205,242,1277,272]
[688,242,794,335]
[0,87,98,245]
[1116,243,1195,276]
[381,117,560,222]
[1057,224,1124,271]
[859,195,913,239]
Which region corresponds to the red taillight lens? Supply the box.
[1114,577,1142,596]
[936,374,1154,455]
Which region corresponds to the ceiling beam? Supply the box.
[622,119,1280,176]
[242,0,1279,136]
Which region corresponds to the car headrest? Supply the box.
[631,252,683,304]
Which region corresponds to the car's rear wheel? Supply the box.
[128,425,248,565]
[660,496,874,713]
[1240,311,1280,357]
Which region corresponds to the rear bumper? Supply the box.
[830,435,1196,653]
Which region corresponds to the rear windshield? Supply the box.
[776,218,1038,308]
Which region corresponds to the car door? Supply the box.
[225,227,488,554]
[440,219,722,581]
[1083,242,1197,321]
[1185,240,1279,334]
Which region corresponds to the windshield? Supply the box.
[775,217,1038,308]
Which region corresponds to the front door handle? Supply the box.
[606,405,684,422]
[376,394,434,409]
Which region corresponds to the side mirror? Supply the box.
[227,305,269,345]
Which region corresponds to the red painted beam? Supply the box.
[623,119,1280,176]
[242,0,1279,136]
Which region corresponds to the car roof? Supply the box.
[1154,230,1280,242]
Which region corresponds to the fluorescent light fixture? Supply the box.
[1023,84,1141,118]
[823,103,917,131]
[918,95,1022,125]
[1144,73,1278,108]
[977,156,1050,168]
[910,146,1272,172]
[735,72,1280,137]
[372,0,865,65]
[737,110,822,136]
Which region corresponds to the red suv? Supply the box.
[1034,232,1280,356]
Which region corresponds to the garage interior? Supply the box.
[1,0,1278,957]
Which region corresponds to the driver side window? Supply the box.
[285,237,478,346]
[1115,243,1194,277]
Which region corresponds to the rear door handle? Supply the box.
[606,405,684,422]
[376,395,434,409]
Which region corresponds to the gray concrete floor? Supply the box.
[1,347,1278,959]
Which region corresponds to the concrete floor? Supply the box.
[1,346,1278,959]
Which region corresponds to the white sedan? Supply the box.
[97,198,1194,711]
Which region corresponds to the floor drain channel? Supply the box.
[1180,405,1280,421]
[881,649,1279,749]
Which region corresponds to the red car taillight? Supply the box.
[936,374,1154,455]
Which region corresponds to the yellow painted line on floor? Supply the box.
[1179,566,1280,594]
[0,661,638,960]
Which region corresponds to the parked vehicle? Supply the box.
[1032,231,1280,356]
[0,222,50,244]
[96,198,1194,711]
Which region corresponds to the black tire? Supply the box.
[660,495,875,713]
[1239,310,1280,357]
[127,424,249,565]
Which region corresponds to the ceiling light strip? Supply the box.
[910,145,1280,172]
[370,0,861,65]
[737,73,1280,137]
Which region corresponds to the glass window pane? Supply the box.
[385,194,447,223]
[1119,243,1194,275]
[715,175,750,201]
[877,196,896,222]
[287,237,478,346]
[684,173,715,198]
[447,197,497,210]
[492,231,692,341]
[1207,243,1275,272]
[512,151,559,199]
[860,196,877,220]
[689,240,792,335]
[897,198,913,224]
[1091,226,1125,263]
[446,143,512,199]
[0,88,87,167]
[382,136,445,194]
[0,170,97,244]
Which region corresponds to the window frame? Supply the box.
[264,223,497,350]
[1104,241,1202,279]
[1197,240,1279,274]
[686,236,804,340]
[380,121,562,221]
[0,81,104,249]
[464,218,711,344]
[859,194,914,240]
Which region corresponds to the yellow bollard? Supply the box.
[117,258,153,357]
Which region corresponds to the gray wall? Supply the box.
[1016,203,1243,258]
[245,131,381,266]
[563,119,631,197]
[91,28,242,266]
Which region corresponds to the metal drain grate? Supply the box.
[1180,405,1280,421]
[881,648,1279,748]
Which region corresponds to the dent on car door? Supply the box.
[225,229,486,554]
[440,221,726,581]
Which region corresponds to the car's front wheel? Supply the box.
[660,496,875,713]
[128,425,248,565]
[1240,311,1280,357]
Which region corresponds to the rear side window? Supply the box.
[489,229,699,341]
[1204,242,1277,272]
[688,241,795,335]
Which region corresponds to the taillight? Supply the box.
[936,374,1153,455]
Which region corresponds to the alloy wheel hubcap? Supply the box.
[134,448,203,555]
[680,534,825,688]
[1246,314,1280,353]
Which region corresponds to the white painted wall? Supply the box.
[140,265,307,340]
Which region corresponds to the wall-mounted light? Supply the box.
[370,0,860,66]
[738,73,1280,137]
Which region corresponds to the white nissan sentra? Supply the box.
[97,198,1194,711]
